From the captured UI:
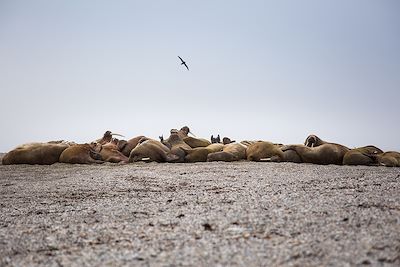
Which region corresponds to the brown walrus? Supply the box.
[282,134,350,165]
[281,143,349,165]
[342,145,383,166]
[183,143,224,163]
[246,141,285,162]
[119,135,146,157]
[2,142,70,165]
[177,126,195,139]
[162,130,193,163]
[374,151,400,167]
[183,136,211,148]
[207,143,247,162]
[59,143,104,164]
[129,139,172,163]
[98,140,129,163]
[96,130,125,145]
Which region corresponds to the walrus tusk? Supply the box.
[259,158,272,162]
[188,131,196,137]
[141,157,151,161]
[111,133,125,138]
[311,143,314,148]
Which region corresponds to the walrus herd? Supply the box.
[2,126,400,167]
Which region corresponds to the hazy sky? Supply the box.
[1,0,399,152]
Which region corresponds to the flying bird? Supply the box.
[178,56,189,71]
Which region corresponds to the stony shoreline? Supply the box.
[1,162,399,266]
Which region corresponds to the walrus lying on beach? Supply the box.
[246,141,285,162]
[183,136,211,148]
[374,151,400,167]
[342,145,383,166]
[129,139,177,163]
[207,143,247,162]
[281,134,350,165]
[2,142,71,165]
[98,141,129,163]
[119,135,146,157]
[59,143,103,164]
[161,130,193,163]
[183,143,224,163]
[281,142,349,165]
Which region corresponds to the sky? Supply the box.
[0,0,399,152]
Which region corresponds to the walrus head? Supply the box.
[304,134,324,147]
[223,137,235,145]
[168,131,182,143]
[89,142,103,154]
[100,131,125,144]
[180,126,190,135]
[117,139,128,151]
[179,126,196,137]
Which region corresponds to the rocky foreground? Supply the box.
[0,162,399,266]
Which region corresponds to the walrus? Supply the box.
[342,145,383,166]
[2,142,70,165]
[162,130,193,163]
[98,141,129,163]
[119,135,146,157]
[304,134,348,150]
[207,143,247,162]
[59,143,104,164]
[176,126,195,139]
[246,141,285,162]
[222,137,236,145]
[183,143,224,163]
[281,149,303,163]
[281,143,349,165]
[129,139,178,163]
[282,134,349,165]
[183,136,211,148]
[374,151,400,167]
[96,130,125,145]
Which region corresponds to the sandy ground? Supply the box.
[0,161,399,266]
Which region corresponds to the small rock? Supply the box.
[202,223,214,231]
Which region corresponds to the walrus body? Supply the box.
[184,143,224,163]
[183,137,211,148]
[342,146,383,166]
[282,150,302,163]
[207,143,246,162]
[120,136,145,157]
[59,144,103,164]
[2,142,70,165]
[375,151,400,167]
[99,146,129,163]
[283,134,350,165]
[240,140,259,147]
[281,144,349,165]
[246,141,284,162]
[162,130,192,163]
[129,139,177,163]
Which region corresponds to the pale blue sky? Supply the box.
[1,0,399,152]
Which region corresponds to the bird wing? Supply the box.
[178,56,184,63]
[183,62,189,70]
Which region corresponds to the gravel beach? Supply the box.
[0,162,399,266]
